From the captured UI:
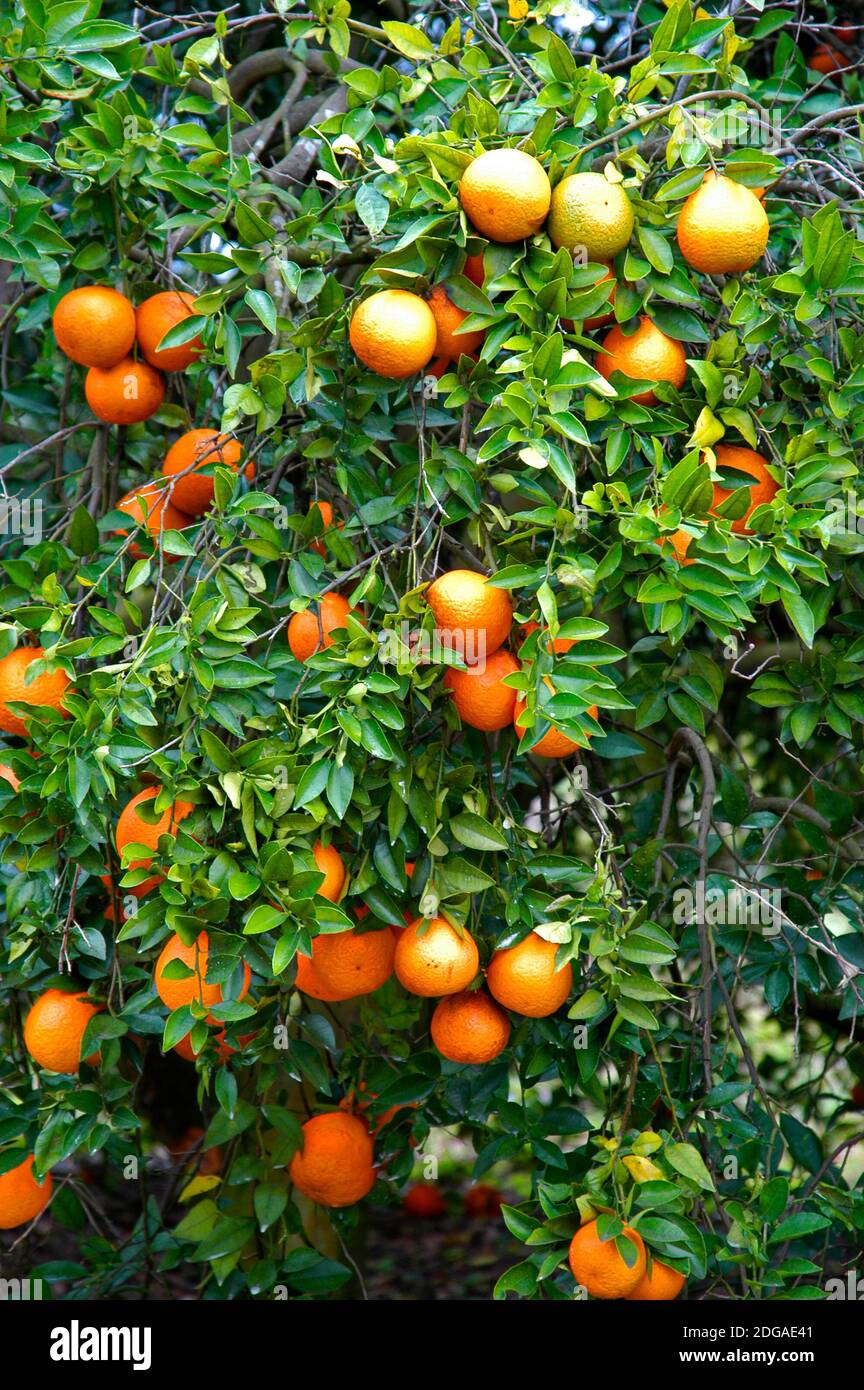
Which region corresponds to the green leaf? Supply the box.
[450,812,508,852]
[381,20,436,61]
[665,1142,715,1191]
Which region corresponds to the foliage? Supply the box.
[1,0,864,1301]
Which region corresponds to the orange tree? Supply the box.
[1,0,864,1300]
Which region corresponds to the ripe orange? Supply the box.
[548,173,634,259]
[444,648,520,731]
[168,1126,223,1176]
[309,499,344,557]
[486,932,572,1017]
[23,988,100,1073]
[114,483,191,559]
[395,916,479,997]
[676,172,769,275]
[349,289,437,379]
[0,762,20,790]
[295,945,355,1002]
[311,925,395,997]
[463,1184,503,1218]
[403,1181,446,1216]
[464,252,486,287]
[154,930,251,1014]
[626,1258,686,1301]
[136,290,203,371]
[513,681,598,759]
[430,989,511,1063]
[656,528,694,565]
[115,786,194,892]
[809,44,846,74]
[339,1084,415,1134]
[0,1154,52,1230]
[287,592,352,662]
[0,646,71,737]
[459,148,551,243]
[289,1111,376,1208]
[709,444,778,534]
[52,285,136,369]
[568,1219,647,1299]
[174,1029,233,1064]
[520,621,575,655]
[563,261,617,333]
[596,317,687,404]
[426,569,512,665]
[805,869,824,882]
[85,357,165,425]
[313,840,346,902]
[161,429,251,516]
[427,284,485,361]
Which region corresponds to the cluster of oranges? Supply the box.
[52,284,253,556]
[568,1219,685,1301]
[346,153,768,413]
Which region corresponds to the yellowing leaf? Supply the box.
[688,406,725,449]
[623,1154,665,1183]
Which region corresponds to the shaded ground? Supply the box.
[361,1200,522,1300]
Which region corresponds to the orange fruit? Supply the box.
[520,621,575,655]
[115,786,194,893]
[656,528,694,565]
[114,482,191,560]
[513,679,598,759]
[395,916,479,997]
[596,317,687,404]
[676,172,769,275]
[709,444,778,534]
[427,284,485,361]
[852,1081,864,1108]
[426,569,512,666]
[568,1219,647,1299]
[161,429,251,516]
[444,648,520,731]
[464,252,486,287]
[403,1181,446,1216]
[0,762,20,791]
[289,1111,376,1207]
[295,946,355,1002]
[459,148,551,243]
[52,285,136,369]
[349,289,437,379]
[136,290,203,371]
[287,592,352,662]
[0,646,71,737]
[430,989,511,1062]
[626,1257,686,1301]
[174,1029,232,1064]
[168,1126,223,1176]
[563,261,616,332]
[463,1183,503,1217]
[23,988,100,1073]
[809,44,846,73]
[339,1085,415,1134]
[154,930,251,1014]
[548,172,634,259]
[833,22,856,42]
[313,840,346,902]
[805,869,824,882]
[0,1153,52,1230]
[85,356,165,425]
[312,926,395,997]
[309,499,344,557]
[486,932,572,1017]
